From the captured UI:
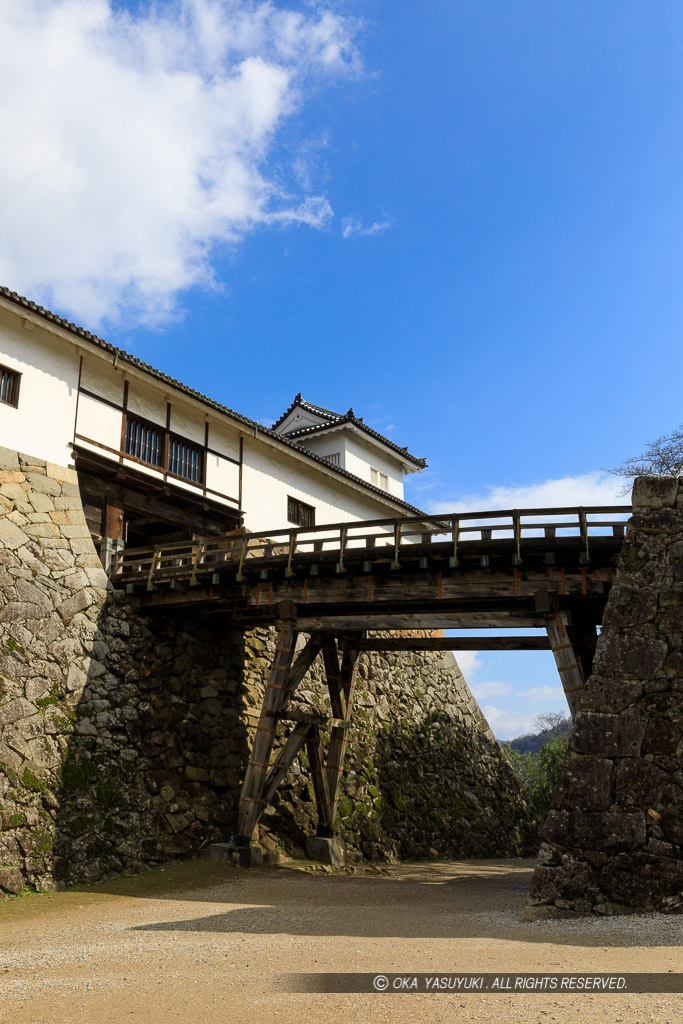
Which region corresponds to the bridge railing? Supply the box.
[114,505,631,585]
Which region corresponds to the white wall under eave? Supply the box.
[205,453,240,505]
[296,432,347,470]
[80,355,125,406]
[340,433,405,499]
[127,380,167,428]
[240,435,405,535]
[0,308,79,468]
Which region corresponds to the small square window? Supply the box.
[288,496,315,527]
[370,467,389,491]
[0,364,21,408]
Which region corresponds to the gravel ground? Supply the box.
[0,858,680,1024]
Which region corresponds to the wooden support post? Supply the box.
[234,624,298,844]
[546,612,585,719]
[306,725,332,831]
[101,497,125,575]
[324,633,361,830]
[322,633,347,720]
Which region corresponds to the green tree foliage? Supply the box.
[503,712,571,818]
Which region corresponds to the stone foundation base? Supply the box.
[199,844,264,867]
[305,835,348,867]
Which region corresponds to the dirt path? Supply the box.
[0,859,680,1024]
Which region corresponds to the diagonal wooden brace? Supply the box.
[324,633,362,828]
[235,629,325,842]
[261,721,312,810]
[306,724,332,830]
[235,624,298,841]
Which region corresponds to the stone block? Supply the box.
[45,461,77,484]
[544,810,646,852]
[618,534,669,587]
[593,635,667,679]
[580,676,643,714]
[631,509,682,535]
[23,472,60,495]
[0,697,36,726]
[305,835,348,867]
[0,447,20,471]
[528,859,595,901]
[633,476,679,510]
[615,760,669,807]
[551,758,613,811]
[601,585,658,629]
[57,589,97,620]
[660,809,683,846]
[0,867,25,894]
[599,852,683,907]
[572,711,647,758]
[29,491,55,514]
[669,541,683,582]
[0,518,28,550]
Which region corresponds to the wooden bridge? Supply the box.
[114,505,630,855]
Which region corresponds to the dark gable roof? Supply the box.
[271,393,343,429]
[0,286,427,515]
[274,394,427,469]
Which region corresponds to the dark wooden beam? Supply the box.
[290,613,551,631]
[354,636,551,652]
[77,470,231,535]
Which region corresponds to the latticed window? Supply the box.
[168,435,203,483]
[0,364,20,407]
[321,452,341,467]
[124,415,163,467]
[370,467,389,491]
[288,496,315,527]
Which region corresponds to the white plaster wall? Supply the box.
[206,454,240,503]
[127,381,167,427]
[170,402,205,446]
[339,432,405,498]
[241,436,400,539]
[297,433,347,470]
[80,356,125,406]
[207,419,241,462]
[75,393,121,451]
[0,309,79,468]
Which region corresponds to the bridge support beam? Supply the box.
[230,626,362,861]
[546,613,586,719]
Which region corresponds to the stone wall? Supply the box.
[526,477,683,918]
[0,445,537,893]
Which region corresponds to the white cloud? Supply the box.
[0,0,360,325]
[481,705,540,741]
[425,471,629,515]
[522,685,565,701]
[341,216,392,239]
[470,680,513,699]
[452,650,483,680]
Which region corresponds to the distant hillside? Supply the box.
[507,715,572,754]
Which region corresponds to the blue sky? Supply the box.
[2,1,682,737]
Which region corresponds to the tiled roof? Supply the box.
[0,286,427,516]
[271,393,344,429]
[276,395,427,468]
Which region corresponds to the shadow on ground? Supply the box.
[63,859,681,947]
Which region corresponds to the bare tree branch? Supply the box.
[606,425,683,481]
